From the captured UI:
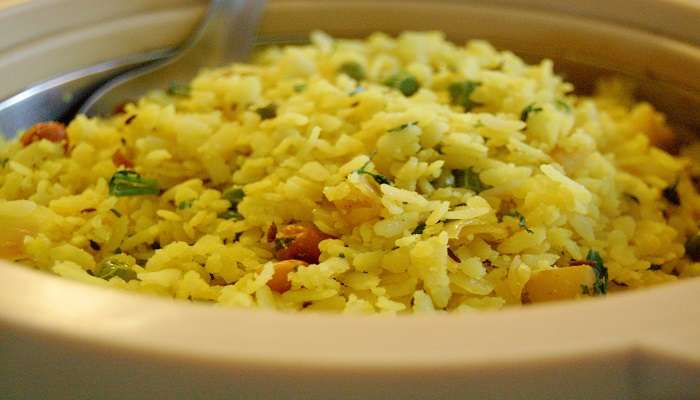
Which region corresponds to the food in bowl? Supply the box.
[0,32,698,313]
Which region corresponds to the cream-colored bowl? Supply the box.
[1,1,699,399]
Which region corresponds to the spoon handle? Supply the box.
[79,0,266,117]
[187,0,267,67]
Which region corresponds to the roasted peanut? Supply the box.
[274,223,332,264]
[20,122,68,152]
[112,149,134,168]
[267,259,307,293]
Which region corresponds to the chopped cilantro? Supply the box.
[178,200,194,210]
[293,83,307,93]
[662,180,680,205]
[222,187,245,206]
[108,170,159,197]
[338,61,366,81]
[685,234,700,261]
[448,80,482,111]
[166,81,190,97]
[354,160,392,185]
[555,99,571,112]
[505,210,533,233]
[218,210,243,220]
[452,167,490,193]
[586,250,608,295]
[520,103,543,122]
[96,259,137,281]
[385,72,420,97]
[412,223,426,235]
[218,187,245,220]
[255,103,277,120]
[387,121,418,133]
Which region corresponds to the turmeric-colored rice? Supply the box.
[1,31,698,313]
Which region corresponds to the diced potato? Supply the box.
[524,265,597,303]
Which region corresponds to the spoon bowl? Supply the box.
[80,0,266,118]
[0,48,173,136]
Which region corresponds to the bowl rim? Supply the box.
[1,0,699,374]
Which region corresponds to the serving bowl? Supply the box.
[1,1,699,399]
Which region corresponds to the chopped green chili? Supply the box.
[108,170,159,197]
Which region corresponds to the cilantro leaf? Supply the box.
[354,160,392,185]
[255,104,277,120]
[520,103,543,122]
[387,121,418,133]
[218,210,243,220]
[586,250,608,295]
[555,99,571,112]
[178,200,194,210]
[108,171,160,197]
[452,167,490,193]
[448,80,482,111]
[412,223,426,235]
[505,210,533,234]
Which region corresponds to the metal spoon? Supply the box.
[0,48,174,137]
[79,0,266,118]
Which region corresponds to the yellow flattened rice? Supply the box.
[1,31,699,314]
